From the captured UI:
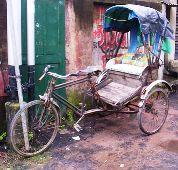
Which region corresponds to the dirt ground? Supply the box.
[4,91,178,170]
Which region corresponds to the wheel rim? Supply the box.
[11,101,59,156]
[140,89,169,134]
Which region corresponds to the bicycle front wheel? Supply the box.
[10,100,59,157]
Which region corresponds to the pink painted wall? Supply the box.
[65,0,93,75]
[65,1,128,73]
[65,1,160,72]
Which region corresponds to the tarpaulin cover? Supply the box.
[103,4,174,40]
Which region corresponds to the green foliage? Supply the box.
[0,132,6,141]
[59,90,92,128]
[28,132,34,141]
[66,90,82,125]
[27,153,51,164]
[67,90,82,108]
[66,110,74,124]
[59,124,65,130]
[85,97,92,110]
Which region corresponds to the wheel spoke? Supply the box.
[139,89,168,135]
[10,100,59,156]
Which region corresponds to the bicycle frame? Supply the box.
[44,74,94,117]
[41,71,141,119]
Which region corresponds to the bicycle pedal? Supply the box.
[74,123,83,132]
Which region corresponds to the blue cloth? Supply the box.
[128,27,138,53]
[153,33,160,55]
[103,4,174,40]
[144,34,149,44]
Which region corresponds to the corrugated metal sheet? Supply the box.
[161,0,178,6]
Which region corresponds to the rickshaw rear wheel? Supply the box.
[138,88,169,135]
[10,100,59,157]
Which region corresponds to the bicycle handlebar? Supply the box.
[39,65,101,81]
[39,65,81,81]
[39,73,46,81]
[39,65,54,81]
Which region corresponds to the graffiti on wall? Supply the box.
[93,5,127,68]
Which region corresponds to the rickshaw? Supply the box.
[10,4,174,156]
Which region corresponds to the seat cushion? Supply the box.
[131,54,148,67]
[106,53,148,75]
[106,63,146,76]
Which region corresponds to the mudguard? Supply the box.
[51,99,60,111]
[140,80,172,100]
[96,70,108,84]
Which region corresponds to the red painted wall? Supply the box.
[92,4,128,68]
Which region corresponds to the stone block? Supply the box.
[169,60,178,73]
[5,102,20,143]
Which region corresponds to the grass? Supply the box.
[0,132,6,141]
[7,151,52,169]
[65,90,82,125]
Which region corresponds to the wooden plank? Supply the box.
[98,82,138,105]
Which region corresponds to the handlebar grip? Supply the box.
[48,65,55,69]
[39,73,45,81]
[45,65,54,72]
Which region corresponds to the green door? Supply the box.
[35,0,65,97]
[21,0,65,99]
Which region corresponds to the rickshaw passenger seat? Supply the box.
[106,53,148,76]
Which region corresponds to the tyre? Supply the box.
[10,100,59,157]
[138,88,169,135]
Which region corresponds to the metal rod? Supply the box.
[114,32,124,58]
[52,92,82,116]
[7,0,29,150]
[28,66,35,101]
[27,0,35,101]
[54,76,90,90]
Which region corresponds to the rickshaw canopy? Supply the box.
[103,4,174,40]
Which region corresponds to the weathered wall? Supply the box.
[65,0,162,73]
[0,0,8,97]
[0,0,7,64]
[0,0,7,97]
[93,0,162,10]
[65,0,93,74]
[0,0,8,132]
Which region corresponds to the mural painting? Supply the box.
[93,5,128,68]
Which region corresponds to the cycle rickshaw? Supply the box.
[10,4,174,156]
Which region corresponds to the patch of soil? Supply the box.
[160,140,178,153]
[0,143,7,169]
